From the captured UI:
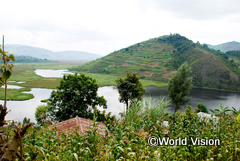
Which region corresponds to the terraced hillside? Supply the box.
[72,34,240,91]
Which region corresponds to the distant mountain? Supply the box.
[72,34,240,91]
[12,55,56,63]
[4,44,102,61]
[207,41,240,52]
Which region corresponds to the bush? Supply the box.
[197,103,209,114]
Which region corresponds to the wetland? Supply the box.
[1,63,240,122]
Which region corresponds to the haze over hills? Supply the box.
[207,41,240,52]
[5,44,102,61]
[72,34,240,91]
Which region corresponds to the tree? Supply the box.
[48,73,107,122]
[116,72,145,114]
[168,62,192,113]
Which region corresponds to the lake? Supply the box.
[35,69,73,78]
[1,69,240,123]
[144,86,240,113]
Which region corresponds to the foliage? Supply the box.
[93,109,116,124]
[226,50,240,59]
[10,55,56,63]
[237,113,240,122]
[141,97,170,123]
[202,45,240,76]
[48,73,107,122]
[164,34,196,69]
[210,102,231,117]
[0,37,32,160]
[168,62,192,113]
[122,97,170,128]
[231,106,240,115]
[35,105,53,126]
[116,72,145,114]
[197,103,209,114]
[0,47,15,87]
[21,103,240,160]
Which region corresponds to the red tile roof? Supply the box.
[49,116,106,135]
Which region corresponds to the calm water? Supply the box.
[1,69,239,123]
[144,86,240,112]
[35,69,73,78]
[1,84,23,89]
[1,88,53,122]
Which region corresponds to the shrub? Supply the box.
[197,103,209,114]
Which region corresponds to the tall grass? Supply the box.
[142,97,170,123]
[123,97,170,128]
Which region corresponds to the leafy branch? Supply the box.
[0,36,32,161]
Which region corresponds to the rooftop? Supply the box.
[49,116,107,136]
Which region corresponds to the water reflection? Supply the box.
[97,86,124,118]
[1,86,240,123]
[0,88,52,123]
[1,85,23,89]
[144,86,240,112]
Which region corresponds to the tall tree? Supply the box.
[116,72,145,114]
[48,73,107,122]
[168,62,192,113]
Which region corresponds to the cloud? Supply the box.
[150,0,240,20]
[0,0,240,55]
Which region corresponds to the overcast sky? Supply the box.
[1,0,240,55]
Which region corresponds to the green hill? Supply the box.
[207,41,240,52]
[72,34,240,91]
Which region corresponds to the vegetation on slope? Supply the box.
[207,41,240,52]
[225,50,240,65]
[72,34,240,91]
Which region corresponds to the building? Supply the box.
[49,116,107,136]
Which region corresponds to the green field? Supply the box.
[0,62,166,100]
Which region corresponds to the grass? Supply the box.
[21,78,61,89]
[71,71,167,87]
[0,62,84,100]
[0,62,167,101]
[0,87,33,100]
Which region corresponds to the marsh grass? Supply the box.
[0,62,83,100]
[0,87,33,100]
[1,62,167,100]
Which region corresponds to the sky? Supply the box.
[0,0,240,55]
